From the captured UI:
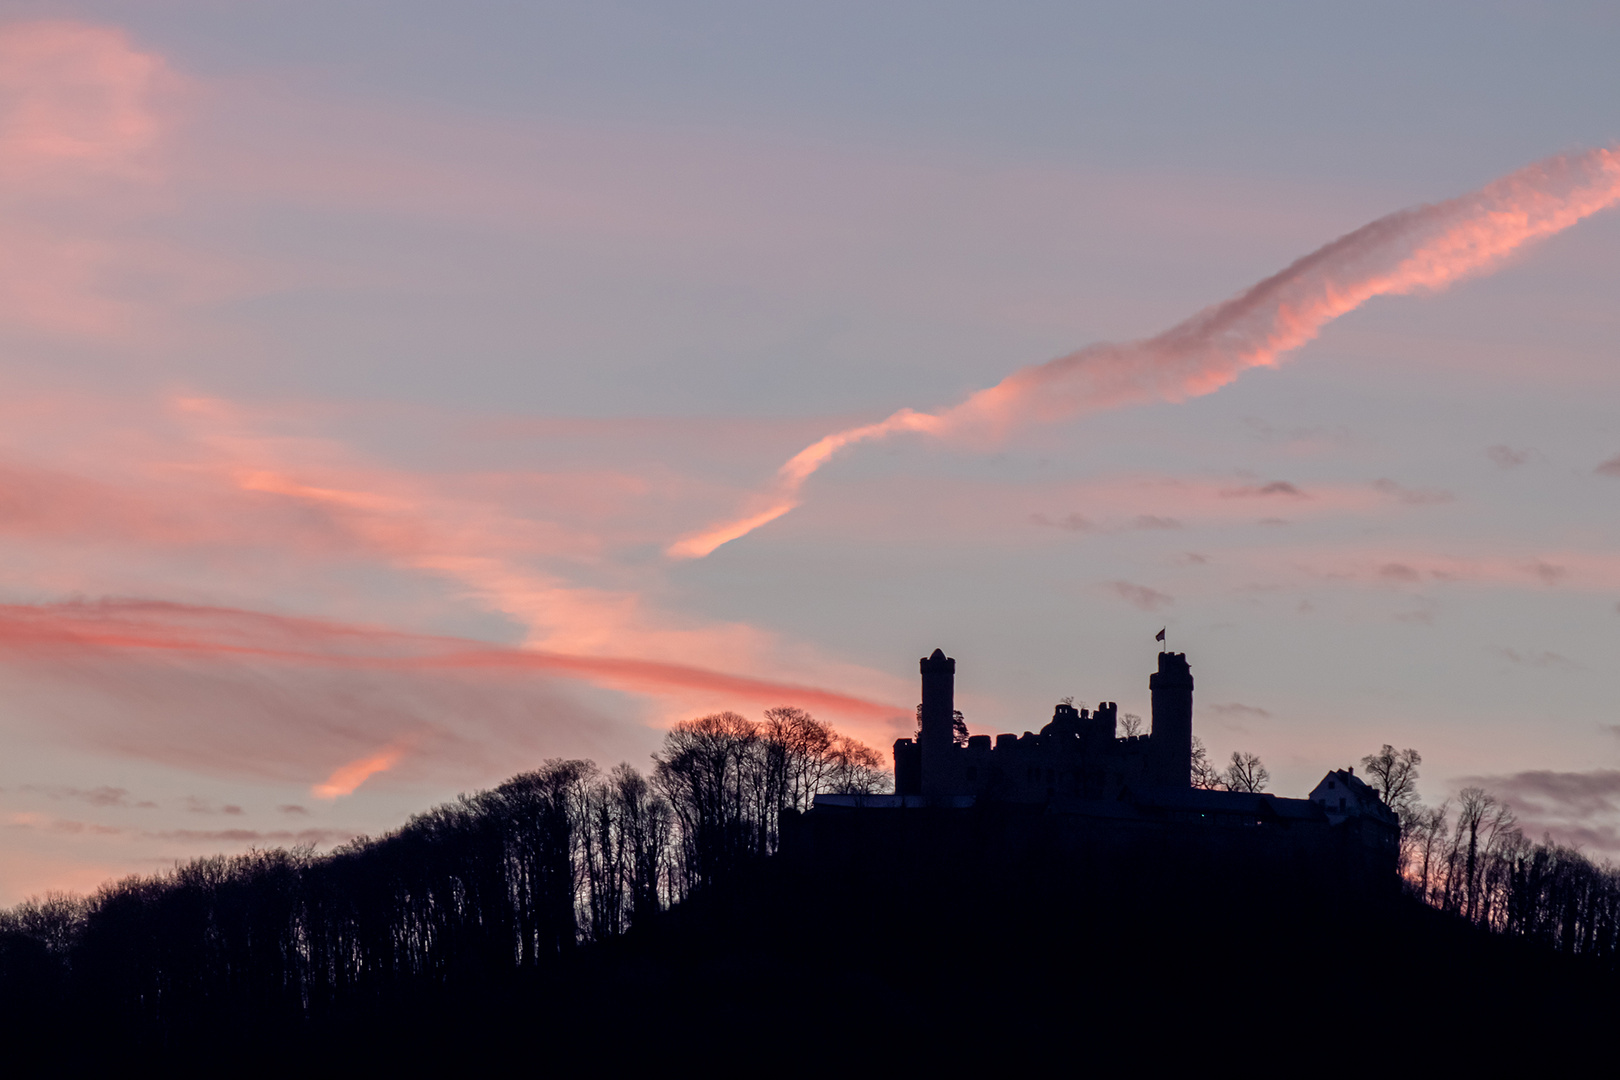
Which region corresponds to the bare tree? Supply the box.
[1399,801,1449,901]
[1360,745,1422,810]
[1190,736,1222,789]
[762,706,835,814]
[1454,787,1518,924]
[0,892,89,955]
[1222,751,1270,793]
[607,763,671,926]
[825,735,890,794]
[1119,713,1144,738]
[653,711,760,893]
[581,771,626,940]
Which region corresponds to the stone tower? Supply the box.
[918,648,957,796]
[1147,651,1194,787]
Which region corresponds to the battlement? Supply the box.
[1150,651,1193,688]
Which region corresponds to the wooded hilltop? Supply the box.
[2,709,1618,1066]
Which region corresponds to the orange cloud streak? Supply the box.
[312,745,406,799]
[669,145,1620,558]
[0,599,905,723]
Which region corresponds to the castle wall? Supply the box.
[895,650,1196,803]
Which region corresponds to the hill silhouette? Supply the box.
[2,706,1617,1067]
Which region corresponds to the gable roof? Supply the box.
[1309,769,1399,824]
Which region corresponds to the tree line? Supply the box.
[1360,744,1620,966]
[1190,736,1620,965]
[0,706,888,1035]
[7,712,1620,1038]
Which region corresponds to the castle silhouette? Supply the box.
[806,647,1399,869]
[893,648,1193,800]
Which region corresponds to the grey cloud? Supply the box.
[1456,770,1620,857]
[1208,702,1271,719]
[1029,512,1092,532]
[1493,647,1579,670]
[1528,822,1620,853]
[1221,481,1306,499]
[1462,769,1620,821]
[1487,445,1530,469]
[6,816,124,836]
[179,797,247,816]
[21,785,153,809]
[1531,562,1567,584]
[1106,581,1172,612]
[1595,455,1620,477]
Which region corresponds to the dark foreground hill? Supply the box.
[4,801,1614,1071]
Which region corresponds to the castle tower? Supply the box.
[918,648,957,796]
[1147,651,1194,787]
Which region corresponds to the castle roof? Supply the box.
[1121,785,1327,823]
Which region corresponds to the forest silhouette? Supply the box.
[2,708,1618,1066]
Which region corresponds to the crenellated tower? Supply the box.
[918,648,957,796]
[1147,651,1194,787]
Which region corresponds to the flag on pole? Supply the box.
[1155,628,1166,643]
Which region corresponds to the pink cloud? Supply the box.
[0,21,231,344]
[674,145,1620,556]
[0,20,172,176]
[0,598,906,785]
[0,389,918,766]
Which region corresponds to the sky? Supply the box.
[1,1,1619,902]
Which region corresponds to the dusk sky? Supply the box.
[3,1,1620,903]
